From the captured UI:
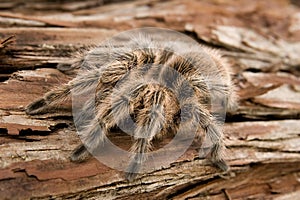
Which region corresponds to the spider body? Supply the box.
[26,36,237,180]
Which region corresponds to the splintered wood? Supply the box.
[0,0,300,199]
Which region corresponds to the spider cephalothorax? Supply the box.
[26,34,237,180]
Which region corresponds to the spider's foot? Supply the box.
[70,144,91,163]
[125,159,141,181]
[198,147,211,159]
[212,158,229,172]
[25,98,48,115]
[125,171,139,182]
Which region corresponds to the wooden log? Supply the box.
[0,0,300,199]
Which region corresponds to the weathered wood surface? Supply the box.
[0,0,300,199]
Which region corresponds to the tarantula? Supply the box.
[26,34,237,180]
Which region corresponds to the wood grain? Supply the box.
[0,0,300,199]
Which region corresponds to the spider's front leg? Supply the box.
[125,89,167,181]
[70,79,134,164]
[70,119,109,162]
[25,71,100,115]
[25,85,71,115]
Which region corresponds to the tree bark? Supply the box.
[0,0,300,199]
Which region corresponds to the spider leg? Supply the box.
[25,85,71,115]
[158,61,228,171]
[70,144,91,162]
[125,89,166,181]
[70,92,117,162]
[70,118,108,162]
[70,65,138,163]
[180,98,229,172]
[25,70,100,115]
[70,82,135,162]
[205,123,229,171]
[185,71,229,171]
[125,138,151,181]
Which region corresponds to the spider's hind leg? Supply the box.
[182,99,229,172]
[205,123,229,171]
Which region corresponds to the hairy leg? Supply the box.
[70,119,108,162]
[185,70,229,171]
[26,70,100,115]
[125,89,167,181]
[71,110,117,163]
[181,98,229,171]
[70,79,139,163]
[205,123,229,171]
